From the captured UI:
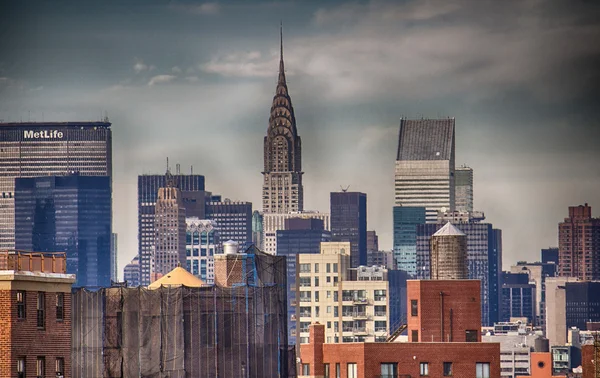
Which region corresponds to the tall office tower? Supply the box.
[501,272,536,323]
[110,233,118,282]
[430,222,468,280]
[455,165,473,212]
[367,230,379,252]
[138,173,205,286]
[153,178,187,281]
[330,191,367,267]
[205,199,252,249]
[14,175,111,287]
[416,213,502,326]
[0,121,111,251]
[252,210,264,249]
[185,218,218,284]
[123,255,140,287]
[542,247,559,265]
[545,276,579,346]
[393,206,426,276]
[276,218,331,344]
[565,281,600,331]
[558,204,600,280]
[262,211,330,255]
[262,27,303,214]
[394,118,456,222]
[510,262,557,327]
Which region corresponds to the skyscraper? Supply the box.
[430,222,468,280]
[185,218,218,284]
[262,26,303,214]
[558,204,600,280]
[262,211,330,255]
[205,199,252,249]
[367,230,379,252]
[455,165,473,212]
[252,210,264,249]
[123,256,140,287]
[14,175,111,287]
[393,206,426,275]
[330,191,367,267]
[394,118,455,222]
[0,121,112,251]
[138,173,205,286]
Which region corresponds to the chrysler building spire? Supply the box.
[262,24,304,214]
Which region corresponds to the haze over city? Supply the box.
[1,0,599,276]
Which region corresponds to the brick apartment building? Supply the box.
[0,251,75,378]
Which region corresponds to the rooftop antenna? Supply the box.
[191,165,193,175]
[166,157,169,173]
[176,163,181,175]
[340,185,350,192]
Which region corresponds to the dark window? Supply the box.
[466,329,478,342]
[56,357,65,377]
[37,292,45,329]
[411,299,418,316]
[443,362,453,376]
[56,293,64,321]
[412,330,419,342]
[16,291,26,319]
[17,357,25,378]
[36,357,45,378]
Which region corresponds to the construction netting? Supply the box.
[72,250,295,378]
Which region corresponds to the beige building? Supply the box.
[262,211,330,255]
[430,222,468,280]
[296,242,392,344]
[545,276,579,346]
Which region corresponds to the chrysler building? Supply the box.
[262,27,303,214]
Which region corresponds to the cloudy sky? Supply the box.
[1,0,599,277]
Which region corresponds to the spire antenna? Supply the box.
[280,20,283,62]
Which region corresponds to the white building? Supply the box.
[185,218,218,284]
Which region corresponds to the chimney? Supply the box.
[214,241,246,287]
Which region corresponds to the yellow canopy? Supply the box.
[148,267,206,289]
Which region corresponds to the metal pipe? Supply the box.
[440,291,444,342]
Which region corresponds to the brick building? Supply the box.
[558,204,600,281]
[407,279,482,342]
[0,251,75,378]
[521,352,567,378]
[300,323,500,378]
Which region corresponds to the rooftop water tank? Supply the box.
[223,240,239,255]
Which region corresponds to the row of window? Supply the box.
[17,356,65,378]
[16,291,65,327]
[299,262,339,273]
[300,362,491,377]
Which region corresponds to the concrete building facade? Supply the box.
[545,276,579,346]
[455,164,474,213]
[153,181,186,281]
[185,218,218,284]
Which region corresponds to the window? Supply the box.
[315,277,319,287]
[327,263,331,273]
[17,291,26,319]
[300,263,311,273]
[37,292,45,329]
[411,299,418,316]
[336,363,341,378]
[36,357,45,378]
[419,362,429,376]
[347,363,357,378]
[476,363,490,378]
[324,363,330,378]
[380,363,397,377]
[56,293,64,321]
[17,357,25,378]
[315,263,319,273]
[56,357,65,377]
[443,362,453,376]
[333,263,338,273]
[412,330,419,342]
[315,291,320,302]
[302,364,310,375]
[466,329,478,342]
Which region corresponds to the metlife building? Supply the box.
[0,122,112,251]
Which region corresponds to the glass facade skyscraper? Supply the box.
[393,206,426,276]
[0,121,112,251]
[14,175,112,287]
[205,199,252,249]
[330,191,367,268]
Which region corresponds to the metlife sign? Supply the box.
[23,130,65,139]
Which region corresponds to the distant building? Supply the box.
[0,251,75,378]
[558,204,600,280]
[0,121,112,251]
[545,276,580,346]
[123,255,140,287]
[367,230,378,252]
[430,222,468,280]
[542,247,559,266]
[394,118,456,222]
[367,250,396,270]
[501,272,536,323]
[111,233,118,282]
[138,173,205,286]
[330,191,367,267]
[206,199,252,249]
[392,206,426,275]
[455,165,474,212]
[252,210,263,249]
[511,262,557,327]
[14,175,112,287]
[185,218,218,284]
[565,281,600,331]
[262,211,329,255]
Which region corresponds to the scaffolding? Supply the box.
[72,249,295,378]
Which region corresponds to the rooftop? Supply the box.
[148,266,206,289]
[433,221,465,236]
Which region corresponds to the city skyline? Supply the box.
[1,1,599,277]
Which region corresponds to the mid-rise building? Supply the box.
[430,222,468,280]
[123,255,140,287]
[565,281,600,332]
[153,180,186,281]
[262,211,329,255]
[296,242,406,344]
[14,175,112,287]
[542,247,559,266]
[545,276,579,346]
[0,251,75,378]
[392,206,426,275]
[138,173,205,286]
[205,199,252,249]
[366,250,396,270]
[0,121,112,251]
[185,218,218,284]
[367,230,378,252]
[558,204,600,280]
[262,28,303,214]
[511,262,557,327]
[394,118,456,222]
[330,191,367,267]
[455,165,474,212]
[501,272,536,323]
